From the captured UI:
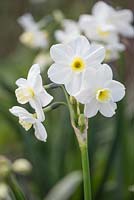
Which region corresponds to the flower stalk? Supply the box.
[80,141,92,200]
[72,120,92,200]
[7,176,26,200]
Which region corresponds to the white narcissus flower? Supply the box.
[79,14,118,43]
[9,106,47,142]
[92,1,134,38]
[48,36,105,95]
[18,13,48,49]
[15,64,53,119]
[75,64,125,118]
[55,19,81,43]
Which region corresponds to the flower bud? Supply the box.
[0,156,12,180]
[12,159,32,175]
[53,10,64,23]
[0,183,10,200]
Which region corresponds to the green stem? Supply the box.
[7,176,26,200]
[80,142,92,200]
[43,102,67,113]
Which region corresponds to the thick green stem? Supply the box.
[80,142,92,200]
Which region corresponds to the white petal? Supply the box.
[82,67,98,89]
[9,106,35,123]
[96,64,113,86]
[117,24,134,38]
[114,9,133,23]
[65,73,83,95]
[29,74,43,93]
[106,80,125,102]
[79,14,93,30]
[15,87,29,104]
[99,101,117,117]
[27,64,40,81]
[48,63,72,84]
[39,89,53,107]
[50,44,73,63]
[68,35,91,57]
[30,98,45,121]
[34,121,47,142]
[16,78,27,87]
[84,99,99,118]
[92,1,113,19]
[86,44,105,65]
[75,88,93,104]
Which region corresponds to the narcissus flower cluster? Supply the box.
[48,36,125,118]
[54,1,134,62]
[10,36,126,141]
[10,64,53,141]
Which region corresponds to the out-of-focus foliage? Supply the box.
[0,0,134,200]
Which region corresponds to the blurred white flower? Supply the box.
[9,106,47,141]
[12,158,32,175]
[55,19,81,43]
[15,64,53,119]
[93,41,125,62]
[92,1,134,38]
[18,13,38,31]
[79,14,118,43]
[104,42,125,62]
[34,53,52,72]
[18,13,48,49]
[19,31,48,49]
[0,183,11,200]
[48,36,105,95]
[75,64,125,118]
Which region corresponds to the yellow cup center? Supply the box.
[71,57,85,72]
[97,27,110,37]
[20,32,35,46]
[105,49,112,61]
[15,87,35,104]
[19,119,32,131]
[96,88,111,102]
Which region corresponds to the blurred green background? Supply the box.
[0,0,134,199]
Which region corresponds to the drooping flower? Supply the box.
[92,1,134,38]
[9,106,47,141]
[15,64,53,119]
[55,19,81,43]
[79,14,118,43]
[75,64,125,118]
[48,36,105,95]
[18,13,48,49]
